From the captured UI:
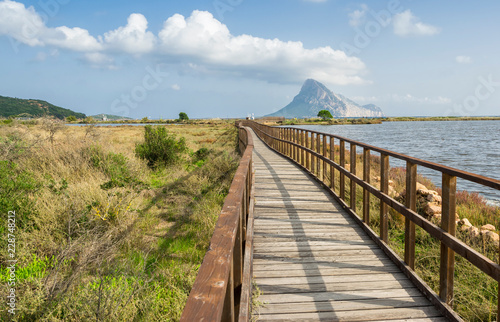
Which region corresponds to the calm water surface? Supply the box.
[292,121,500,205]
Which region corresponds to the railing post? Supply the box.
[295,129,299,162]
[311,133,316,175]
[316,133,321,177]
[350,143,357,211]
[285,129,291,157]
[340,140,345,200]
[380,153,389,243]
[304,131,311,170]
[405,161,417,269]
[323,134,327,182]
[222,256,235,321]
[363,148,370,224]
[293,129,297,161]
[330,136,335,191]
[440,173,457,305]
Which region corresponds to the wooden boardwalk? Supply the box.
[250,130,448,322]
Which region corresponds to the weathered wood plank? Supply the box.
[247,127,447,322]
[257,288,425,304]
[257,296,430,314]
[255,306,442,321]
[253,266,401,277]
[258,279,416,294]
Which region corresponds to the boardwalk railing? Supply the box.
[241,120,500,320]
[181,125,255,321]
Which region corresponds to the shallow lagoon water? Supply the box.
[291,120,500,205]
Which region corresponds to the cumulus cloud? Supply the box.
[393,10,440,37]
[456,55,471,64]
[0,2,367,84]
[0,0,45,46]
[171,84,181,90]
[102,13,156,54]
[348,4,368,27]
[158,11,366,85]
[45,26,102,52]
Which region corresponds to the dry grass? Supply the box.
[0,119,239,321]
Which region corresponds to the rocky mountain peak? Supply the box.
[266,79,385,118]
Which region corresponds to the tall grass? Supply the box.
[0,119,239,321]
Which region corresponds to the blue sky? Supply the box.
[1,0,499,118]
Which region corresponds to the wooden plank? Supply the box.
[253,266,401,278]
[257,296,431,314]
[256,288,426,304]
[255,306,442,321]
[255,272,408,286]
[244,125,449,322]
[252,259,396,272]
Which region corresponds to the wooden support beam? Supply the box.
[405,161,417,269]
[440,173,456,305]
[340,140,346,200]
[363,148,371,224]
[350,143,357,211]
[380,153,389,243]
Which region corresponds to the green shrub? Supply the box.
[0,160,40,232]
[135,125,187,168]
[317,109,333,120]
[178,112,189,121]
[86,145,134,189]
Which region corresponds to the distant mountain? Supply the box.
[91,114,133,121]
[266,79,385,118]
[0,95,85,119]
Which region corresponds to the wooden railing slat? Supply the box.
[350,143,357,211]
[363,148,371,224]
[405,161,417,269]
[440,173,457,305]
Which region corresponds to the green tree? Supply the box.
[135,125,188,168]
[178,112,189,121]
[66,115,77,122]
[317,110,333,120]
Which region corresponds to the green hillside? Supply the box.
[0,95,86,119]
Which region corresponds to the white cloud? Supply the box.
[348,4,368,27]
[393,10,440,37]
[0,0,45,46]
[0,2,367,85]
[158,11,367,85]
[171,84,181,91]
[44,26,102,52]
[456,55,472,64]
[83,52,117,69]
[102,13,156,54]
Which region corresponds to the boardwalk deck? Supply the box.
[250,130,447,322]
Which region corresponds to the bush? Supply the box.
[66,115,77,122]
[317,110,333,120]
[178,112,189,121]
[135,125,187,168]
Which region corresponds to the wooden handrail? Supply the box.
[241,120,500,321]
[180,124,254,322]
